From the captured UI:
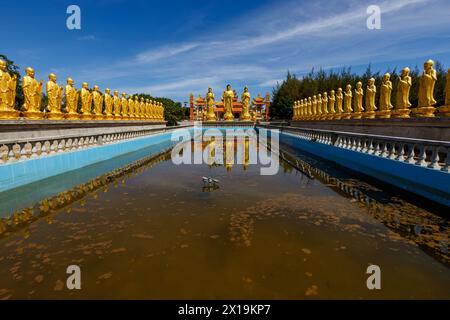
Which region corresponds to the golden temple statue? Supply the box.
[335,88,344,119]
[113,90,121,118]
[134,96,140,119]
[414,59,437,117]
[65,78,79,119]
[159,102,165,120]
[205,87,216,121]
[0,59,20,119]
[322,92,329,119]
[22,67,43,120]
[139,97,146,119]
[352,81,364,119]
[104,88,114,119]
[121,93,128,119]
[438,68,450,117]
[80,82,92,119]
[46,73,63,120]
[343,84,352,119]
[393,67,412,118]
[329,90,336,117]
[317,94,323,119]
[307,97,312,119]
[128,95,135,119]
[312,95,317,119]
[223,84,234,121]
[241,86,251,121]
[92,85,103,119]
[364,78,376,119]
[377,73,393,118]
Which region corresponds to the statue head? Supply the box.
[346,84,352,91]
[49,73,57,81]
[401,67,410,77]
[308,97,312,102]
[208,87,212,92]
[82,82,89,89]
[146,99,150,103]
[368,78,375,85]
[313,95,317,101]
[25,67,35,77]
[424,59,434,70]
[383,73,390,82]
[318,93,322,99]
[356,81,362,89]
[140,97,144,102]
[114,90,119,96]
[0,59,6,71]
[331,90,335,95]
[67,78,74,85]
[227,84,231,90]
[134,96,139,101]
[93,85,99,91]
[244,86,248,92]
[129,95,133,100]
[122,92,127,98]
[323,92,328,97]
[105,88,111,94]
[337,88,342,93]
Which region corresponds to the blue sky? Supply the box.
[2,0,450,103]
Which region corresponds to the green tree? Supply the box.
[134,94,185,126]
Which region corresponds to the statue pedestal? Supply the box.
[351,112,362,119]
[80,113,93,120]
[0,109,20,120]
[362,111,376,119]
[22,111,44,120]
[341,113,351,119]
[65,112,79,120]
[411,106,436,118]
[437,106,450,117]
[223,113,234,121]
[375,110,391,119]
[391,108,411,119]
[333,114,343,120]
[47,112,64,120]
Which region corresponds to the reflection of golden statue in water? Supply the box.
[46,73,63,120]
[393,67,412,118]
[438,68,450,116]
[377,73,393,118]
[223,84,234,121]
[65,78,79,119]
[414,59,437,117]
[22,67,44,119]
[0,59,20,119]
[241,86,251,121]
[205,87,216,121]
[363,78,376,118]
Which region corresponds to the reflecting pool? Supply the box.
[0,134,449,299]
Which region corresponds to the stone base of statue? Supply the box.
[411,106,436,118]
[375,110,391,119]
[206,114,216,121]
[64,112,79,120]
[341,113,351,119]
[362,111,376,119]
[0,109,20,120]
[391,108,411,118]
[351,112,363,119]
[437,106,450,117]
[325,114,335,120]
[333,114,343,120]
[79,113,93,120]
[22,110,44,120]
[224,112,234,121]
[47,112,64,120]
[104,114,114,120]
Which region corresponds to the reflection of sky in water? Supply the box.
[0,133,448,299]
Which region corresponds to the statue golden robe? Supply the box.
[379,74,393,111]
[322,92,329,118]
[396,68,412,110]
[418,60,437,107]
[0,59,19,119]
[46,74,63,119]
[128,96,135,118]
[336,88,344,114]
[317,94,322,117]
[65,78,78,118]
[134,96,141,119]
[121,93,128,118]
[92,86,103,118]
[307,97,312,117]
[223,85,234,121]
[22,67,43,118]
[344,85,353,114]
[80,83,92,118]
[329,91,336,115]
[241,86,251,121]
[353,82,364,113]
[446,69,450,106]
[312,95,317,117]
[104,89,113,119]
[206,87,216,121]
[113,91,121,117]
[365,79,377,112]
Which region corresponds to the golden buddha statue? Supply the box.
[134,96,141,119]
[138,97,144,119]
[312,95,317,119]
[80,82,92,120]
[322,92,329,119]
[299,100,304,119]
[160,102,165,120]
[363,78,377,119]
[352,81,364,119]
[148,99,154,120]
[317,94,323,120]
[22,67,44,120]
[307,97,312,119]
[393,67,412,118]
[121,93,128,119]
[113,90,121,118]
[343,85,353,119]
[223,84,234,121]
[104,88,114,120]
[329,90,336,118]
[241,86,251,121]
[128,95,135,119]
[414,59,437,117]
[205,87,216,121]
[335,88,344,119]
[46,73,63,120]
[64,78,79,119]
[376,73,393,118]
[438,68,450,117]
[0,59,20,119]
[292,101,297,120]
[92,85,103,119]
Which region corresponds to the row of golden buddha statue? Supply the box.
[0,60,165,121]
[292,59,450,120]
[204,85,253,121]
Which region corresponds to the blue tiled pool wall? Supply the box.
[267,129,450,207]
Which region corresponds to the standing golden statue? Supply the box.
[393,67,412,118]
[329,90,336,118]
[104,88,114,120]
[307,97,312,119]
[312,95,317,120]
[64,78,79,119]
[223,84,234,121]
[113,90,121,118]
[205,87,216,121]
[80,82,92,120]
[322,92,329,120]
[343,85,352,119]
[376,73,393,118]
[46,73,63,120]
[335,88,344,119]
[134,96,141,119]
[241,86,251,121]
[159,102,165,120]
[317,94,323,120]
[128,95,135,119]
[121,93,128,119]
[92,85,103,120]
[22,67,43,120]
[414,59,437,117]
[438,68,450,117]
[0,59,20,119]
[352,81,364,119]
[363,78,377,119]
[139,97,146,119]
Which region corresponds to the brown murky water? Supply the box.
[0,138,449,299]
